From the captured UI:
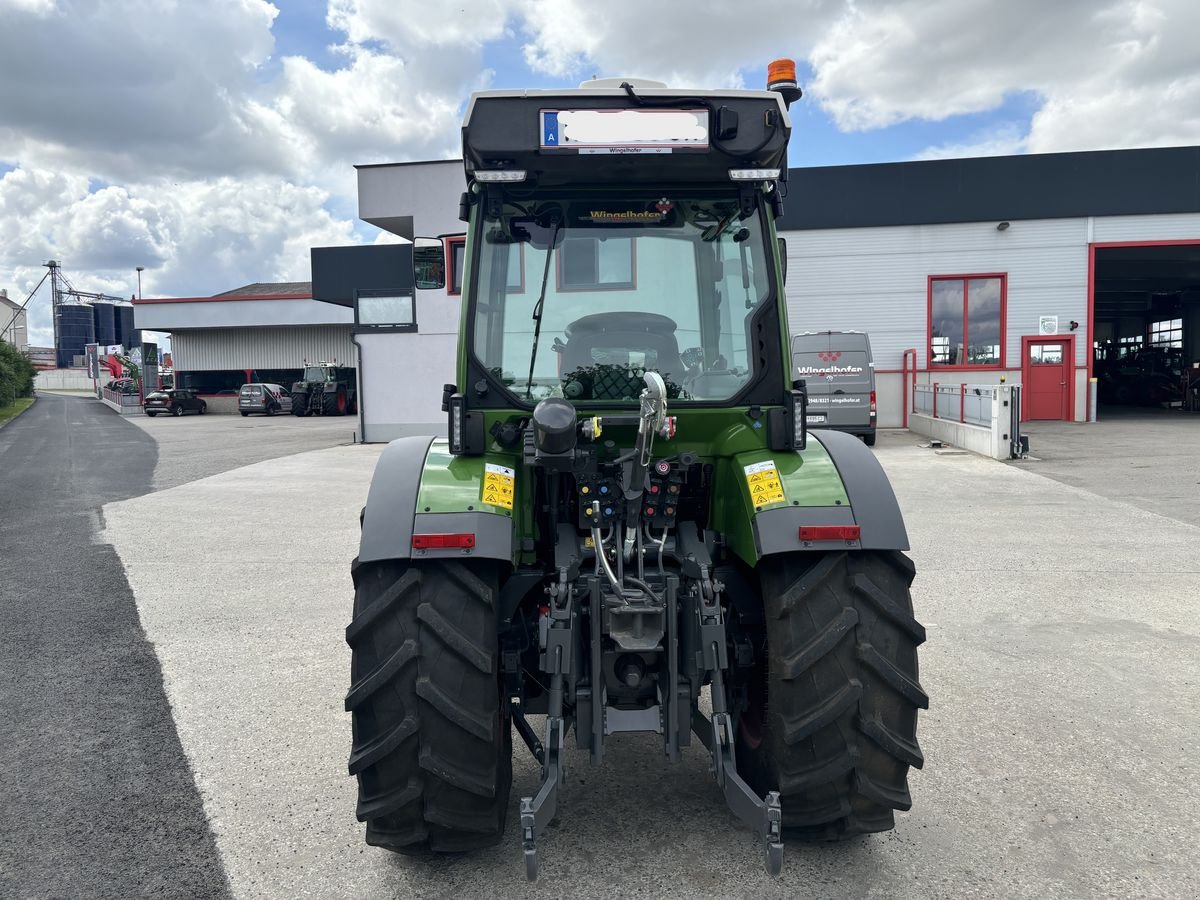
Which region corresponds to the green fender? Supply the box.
[359,437,520,565]
[710,430,909,566]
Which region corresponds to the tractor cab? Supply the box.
[450,76,798,445]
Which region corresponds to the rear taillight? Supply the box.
[799,525,861,542]
[412,533,476,550]
[869,390,877,417]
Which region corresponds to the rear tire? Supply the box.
[291,393,307,416]
[346,559,512,854]
[863,432,876,447]
[325,388,347,416]
[146,412,157,417]
[240,412,249,417]
[737,550,926,840]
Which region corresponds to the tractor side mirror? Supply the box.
[413,237,446,290]
[777,237,787,285]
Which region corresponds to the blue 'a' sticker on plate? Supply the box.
[542,111,559,146]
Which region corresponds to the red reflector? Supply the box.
[799,525,861,542]
[412,533,476,549]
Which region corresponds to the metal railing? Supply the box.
[101,387,142,408]
[912,383,997,428]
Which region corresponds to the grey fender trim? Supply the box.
[754,505,859,557]
[358,434,436,563]
[810,429,910,550]
[411,512,514,563]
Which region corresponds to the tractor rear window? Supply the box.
[471,194,772,403]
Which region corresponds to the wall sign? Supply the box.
[1038,315,1059,335]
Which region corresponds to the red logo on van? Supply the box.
[817,351,842,363]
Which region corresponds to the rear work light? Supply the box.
[799,525,861,542]
[729,168,781,181]
[412,533,476,550]
[474,169,527,182]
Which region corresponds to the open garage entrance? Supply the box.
[1091,241,1200,417]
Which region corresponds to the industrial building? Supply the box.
[322,146,1199,438]
[133,282,356,399]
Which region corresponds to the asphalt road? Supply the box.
[101,430,1200,899]
[0,394,230,898]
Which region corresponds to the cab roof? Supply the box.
[462,87,791,189]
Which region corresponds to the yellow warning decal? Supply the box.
[743,460,786,508]
[481,462,515,510]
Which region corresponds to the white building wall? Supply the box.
[136,297,353,331]
[172,326,357,371]
[1091,212,1200,243]
[355,161,467,441]
[1,305,28,349]
[782,217,1092,425]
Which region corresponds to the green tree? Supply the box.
[0,341,37,407]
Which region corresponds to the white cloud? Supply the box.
[913,124,1029,161]
[0,0,495,349]
[0,0,57,14]
[0,168,355,346]
[811,0,1200,153]
[515,0,838,88]
[328,0,513,49]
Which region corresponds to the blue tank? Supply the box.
[56,305,95,368]
[92,301,116,347]
[114,304,139,352]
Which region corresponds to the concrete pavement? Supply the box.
[1018,407,1200,527]
[102,430,1200,899]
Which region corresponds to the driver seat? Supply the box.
[558,313,685,397]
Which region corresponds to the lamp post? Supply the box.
[135,266,144,300]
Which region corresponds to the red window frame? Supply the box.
[447,236,525,296]
[927,273,1008,370]
[446,236,465,296]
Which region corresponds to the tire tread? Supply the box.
[740,550,925,840]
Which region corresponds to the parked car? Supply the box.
[791,330,878,446]
[105,377,139,395]
[144,389,207,417]
[239,383,293,416]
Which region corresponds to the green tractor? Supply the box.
[346,64,925,881]
[291,360,356,416]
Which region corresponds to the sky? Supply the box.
[2,0,1199,348]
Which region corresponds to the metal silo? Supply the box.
[114,304,139,352]
[56,304,96,367]
[92,301,116,348]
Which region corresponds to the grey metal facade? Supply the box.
[171,325,357,371]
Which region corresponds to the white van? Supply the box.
[791,331,877,446]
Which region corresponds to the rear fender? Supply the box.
[711,430,908,567]
[359,436,516,564]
